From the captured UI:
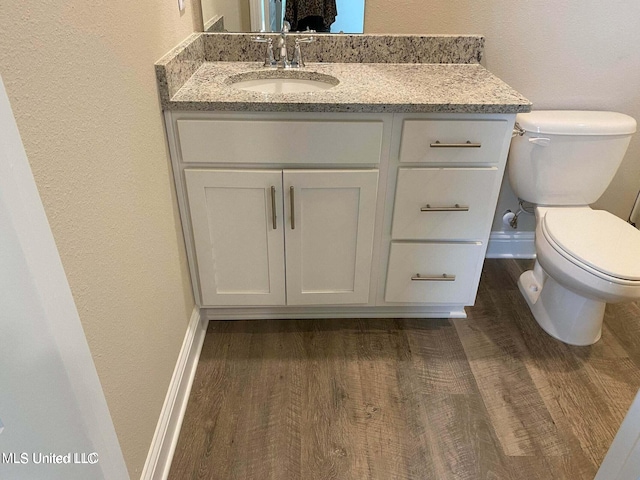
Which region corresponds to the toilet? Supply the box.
[508,110,640,345]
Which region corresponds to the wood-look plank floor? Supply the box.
[168,259,640,480]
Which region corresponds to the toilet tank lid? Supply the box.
[516,110,637,135]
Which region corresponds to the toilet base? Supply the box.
[517,262,604,346]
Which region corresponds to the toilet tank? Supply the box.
[508,111,636,205]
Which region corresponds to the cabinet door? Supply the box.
[283,170,378,305]
[185,169,285,306]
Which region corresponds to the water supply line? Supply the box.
[505,122,537,228]
[505,199,535,229]
[512,122,526,138]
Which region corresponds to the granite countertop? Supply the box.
[156,33,531,114]
[167,61,530,113]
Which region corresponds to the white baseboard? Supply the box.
[204,306,468,320]
[140,307,208,480]
[486,231,536,259]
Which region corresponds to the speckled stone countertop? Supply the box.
[167,61,530,113]
[156,33,531,114]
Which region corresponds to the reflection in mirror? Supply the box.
[199,0,365,34]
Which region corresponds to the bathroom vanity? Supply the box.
[156,33,530,319]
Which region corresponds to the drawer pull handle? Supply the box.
[430,140,481,148]
[290,186,295,230]
[412,273,456,282]
[420,204,469,212]
[270,186,277,230]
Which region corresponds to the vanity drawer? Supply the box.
[391,167,498,240]
[177,119,384,164]
[385,243,484,304]
[399,119,509,164]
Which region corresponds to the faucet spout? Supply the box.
[278,21,291,69]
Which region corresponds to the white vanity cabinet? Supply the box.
[167,111,390,310]
[185,168,378,306]
[165,111,515,318]
[382,115,514,306]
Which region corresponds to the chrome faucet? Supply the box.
[277,21,291,68]
[252,22,316,69]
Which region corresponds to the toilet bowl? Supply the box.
[508,110,639,345]
[518,206,640,345]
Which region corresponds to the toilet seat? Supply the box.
[541,208,640,284]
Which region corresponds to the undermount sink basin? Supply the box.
[227,71,339,94]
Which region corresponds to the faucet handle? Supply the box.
[251,37,277,68]
[291,37,315,68]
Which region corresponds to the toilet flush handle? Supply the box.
[529,137,551,146]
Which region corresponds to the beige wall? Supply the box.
[366,0,640,231]
[0,1,197,477]
[201,0,251,31]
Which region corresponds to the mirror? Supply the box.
[199,0,365,34]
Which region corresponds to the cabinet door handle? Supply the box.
[430,140,481,148]
[290,186,295,230]
[270,186,277,230]
[411,273,456,282]
[420,204,469,212]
